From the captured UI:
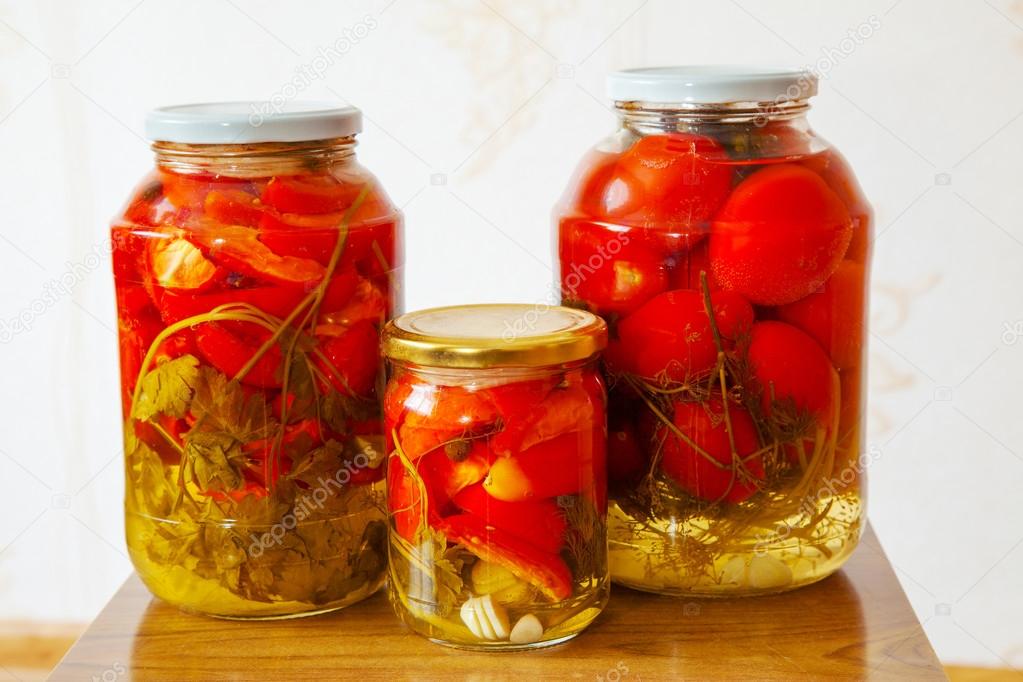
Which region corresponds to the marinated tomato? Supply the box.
[555,102,871,596]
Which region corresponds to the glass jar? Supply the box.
[555,67,872,596]
[111,103,403,618]
[381,305,608,649]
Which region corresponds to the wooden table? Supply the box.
[51,526,944,681]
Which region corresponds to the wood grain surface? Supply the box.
[51,526,944,681]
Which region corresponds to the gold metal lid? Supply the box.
[382,304,607,369]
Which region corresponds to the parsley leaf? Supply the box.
[133,354,200,421]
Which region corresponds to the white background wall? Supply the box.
[0,0,1021,669]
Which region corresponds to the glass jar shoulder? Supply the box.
[554,120,868,226]
[112,159,400,232]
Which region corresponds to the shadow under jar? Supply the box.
[554,67,873,596]
[381,305,609,649]
[111,103,403,618]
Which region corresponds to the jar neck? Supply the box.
[615,99,811,135]
[152,137,357,177]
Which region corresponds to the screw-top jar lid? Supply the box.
[145,101,362,144]
[382,304,608,369]
[607,66,817,104]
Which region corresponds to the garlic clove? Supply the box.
[721,554,793,590]
[748,555,792,589]
[460,598,486,639]
[479,594,510,639]
[509,613,544,645]
[459,595,510,641]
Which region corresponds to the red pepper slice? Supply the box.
[262,176,365,214]
[322,278,387,327]
[437,513,573,602]
[111,229,151,283]
[204,189,266,227]
[195,322,283,388]
[388,459,426,542]
[481,378,557,424]
[189,225,325,289]
[484,432,592,502]
[387,441,492,542]
[489,381,595,457]
[315,319,380,397]
[155,285,307,324]
[319,271,360,313]
[452,483,567,554]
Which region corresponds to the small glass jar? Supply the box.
[555,67,872,596]
[112,103,403,618]
[381,305,608,649]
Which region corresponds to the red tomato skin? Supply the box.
[709,163,853,306]
[488,380,597,457]
[155,285,306,324]
[317,319,380,398]
[612,289,754,382]
[195,322,283,388]
[261,176,364,214]
[746,321,838,421]
[659,399,764,503]
[485,422,605,508]
[798,149,873,263]
[607,418,647,488]
[613,133,733,228]
[559,220,668,316]
[437,513,574,602]
[452,483,567,554]
[775,261,866,370]
[388,460,425,542]
[204,189,265,227]
[187,225,326,289]
[560,150,643,219]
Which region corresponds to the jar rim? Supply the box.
[145,101,362,145]
[382,304,607,369]
[607,65,817,105]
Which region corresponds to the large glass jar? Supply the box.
[111,103,403,618]
[555,67,872,596]
[381,305,608,649]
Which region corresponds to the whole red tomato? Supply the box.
[561,150,642,218]
[559,219,667,316]
[607,417,647,488]
[745,321,838,423]
[710,163,853,306]
[658,398,763,503]
[613,133,732,228]
[799,150,873,263]
[775,260,865,370]
[611,288,753,382]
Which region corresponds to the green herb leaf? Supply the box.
[185,431,244,492]
[133,354,200,421]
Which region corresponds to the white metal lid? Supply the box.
[145,101,362,144]
[607,66,817,104]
